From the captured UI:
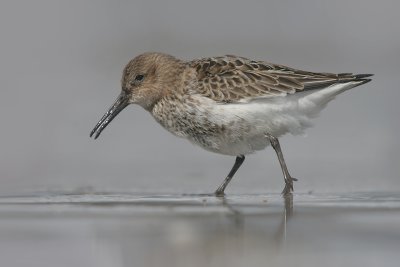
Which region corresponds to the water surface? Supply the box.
[0,192,399,267]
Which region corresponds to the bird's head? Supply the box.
[90,52,184,139]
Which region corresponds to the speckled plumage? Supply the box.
[90,52,373,195]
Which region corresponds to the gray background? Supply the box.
[0,0,399,195]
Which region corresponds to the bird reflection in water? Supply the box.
[218,193,294,250]
[88,193,296,266]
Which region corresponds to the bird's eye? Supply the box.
[135,74,144,82]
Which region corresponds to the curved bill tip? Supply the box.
[90,93,129,139]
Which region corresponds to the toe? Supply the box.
[215,190,225,197]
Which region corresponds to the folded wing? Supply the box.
[190,55,372,103]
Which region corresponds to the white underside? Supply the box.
[187,81,363,156]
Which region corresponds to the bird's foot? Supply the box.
[281,176,298,195]
[215,189,226,197]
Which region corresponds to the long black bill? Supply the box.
[90,93,129,139]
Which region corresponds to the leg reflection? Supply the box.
[274,192,293,246]
[217,193,294,249]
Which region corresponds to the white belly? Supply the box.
[154,82,359,156]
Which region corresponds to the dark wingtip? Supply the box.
[338,73,373,86]
[355,74,374,79]
[355,74,373,85]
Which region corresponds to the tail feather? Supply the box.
[299,74,373,117]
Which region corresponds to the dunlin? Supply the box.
[90,52,372,195]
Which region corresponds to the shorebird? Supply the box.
[90,52,372,196]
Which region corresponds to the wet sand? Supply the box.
[0,192,399,267]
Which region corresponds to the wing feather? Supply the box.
[189,56,370,103]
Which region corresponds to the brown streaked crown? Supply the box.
[122,52,185,110]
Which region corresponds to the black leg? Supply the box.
[215,155,245,196]
[265,133,298,195]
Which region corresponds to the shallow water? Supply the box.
[0,192,399,267]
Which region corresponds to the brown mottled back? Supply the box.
[189,55,362,103]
